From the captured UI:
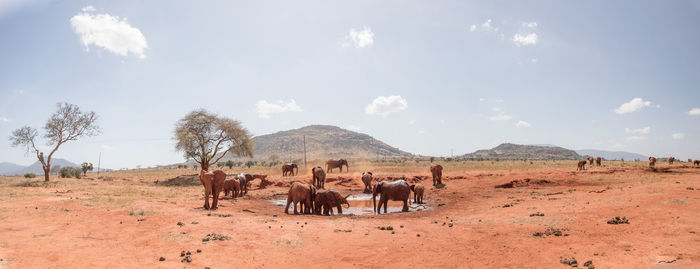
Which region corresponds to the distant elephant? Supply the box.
[223,178,240,198]
[199,169,227,210]
[595,157,602,166]
[326,159,349,173]
[410,184,425,204]
[587,157,594,165]
[649,157,657,168]
[430,164,443,186]
[577,160,586,171]
[236,173,254,195]
[312,166,326,189]
[694,160,700,166]
[282,163,298,176]
[361,172,373,193]
[314,189,350,215]
[668,157,675,164]
[285,182,316,214]
[373,179,410,214]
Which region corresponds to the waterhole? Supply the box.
[270,193,432,215]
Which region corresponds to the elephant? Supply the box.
[587,157,594,165]
[282,163,298,176]
[199,169,227,210]
[314,189,350,215]
[373,179,410,214]
[410,184,425,204]
[430,164,443,186]
[649,157,657,168]
[326,159,349,173]
[361,172,373,193]
[668,157,675,164]
[312,166,326,189]
[285,182,317,214]
[694,160,700,166]
[223,178,240,199]
[236,173,254,195]
[577,160,586,171]
[595,157,602,166]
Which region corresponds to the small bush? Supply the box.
[24,173,36,178]
[59,167,82,179]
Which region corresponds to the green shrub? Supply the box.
[59,167,82,179]
[24,173,36,178]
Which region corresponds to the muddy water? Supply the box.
[270,193,432,215]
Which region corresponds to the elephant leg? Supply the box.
[224,189,229,197]
[285,197,291,214]
[337,206,342,215]
[203,187,211,210]
[382,197,388,213]
[293,201,299,215]
[212,185,222,209]
[402,199,409,212]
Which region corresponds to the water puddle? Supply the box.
[270,193,432,215]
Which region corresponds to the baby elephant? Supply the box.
[314,189,350,216]
[410,184,425,204]
[362,172,373,193]
[223,178,240,198]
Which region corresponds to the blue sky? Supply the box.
[1,1,699,169]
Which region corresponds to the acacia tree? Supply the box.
[81,162,94,176]
[9,103,100,182]
[174,110,253,171]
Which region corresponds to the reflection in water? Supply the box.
[269,193,431,215]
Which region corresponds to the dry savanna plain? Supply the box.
[0,160,699,268]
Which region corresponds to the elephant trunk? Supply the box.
[372,192,377,213]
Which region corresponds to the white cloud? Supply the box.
[515,120,531,128]
[688,107,700,116]
[530,58,538,63]
[614,98,652,114]
[365,95,407,117]
[70,6,148,59]
[625,126,651,134]
[101,145,113,151]
[495,99,504,103]
[469,25,477,32]
[512,33,538,47]
[440,119,446,125]
[408,120,415,125]
[255,99,302,119]
[0,117,8,122]
[346,125,361,132]
[524,22,538,28]
[418,128,426,135]
[342,26,374,48]
[671,133,685,140]
[626,136,646,142]
[479,98,486,102]
[470,19,497,32]
[492,107,502,112]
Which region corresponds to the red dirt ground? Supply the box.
[0,165,699,268]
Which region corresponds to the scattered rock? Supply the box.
[607,216,629,224]
[202,233,231,242]
[197,249,202,253]
[334,229,352,233]
[181,251,186,257]
[137,218,146,222]
[560,257,578,267]
[177,221,185,227]
[583,260,594,269]
[159,257,165,261]
[185,256,192,263]
[191,221,199,224]
[186,251,191,256]
[377,226,394,231]
[533,227,567,237]
[687,187,695,190]
[448,223,454,227]
[530,212,545,217]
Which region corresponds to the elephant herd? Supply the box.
[198,169,268,210]
[281,159,349,177]
[285,162,444,216]
[577,156,700,170]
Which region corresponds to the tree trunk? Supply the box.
[200,162,209,171]
[43,166,50,182]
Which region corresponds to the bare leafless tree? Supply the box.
[174,109,253,171]
[9,103,100,181]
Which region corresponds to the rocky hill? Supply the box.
[461,143,583,160]
[240,125,412,161]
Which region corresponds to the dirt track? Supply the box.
[0,165,699,268]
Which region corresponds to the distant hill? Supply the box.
[575,149,648,161]
[461,143,582,160]
[240,125,412,160]
[12,158,81,175]
[0,162,26,176]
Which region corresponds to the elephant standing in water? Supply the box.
[314,189,350,215]
[285,182,317,214]
[373,179,410,214]
[430,164,443,186]
[282,163,298,176]
[312,166,326,189]
[199,169,227,210]
[410,184,425,204]
[326,159,349,173]
[361,172,373,193]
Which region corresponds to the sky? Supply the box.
[1,0,699,169]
